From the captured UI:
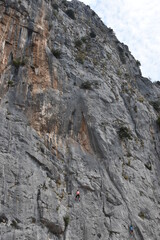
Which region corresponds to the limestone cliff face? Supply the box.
[0,0,160,239]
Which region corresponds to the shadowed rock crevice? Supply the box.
[41,218,63,235]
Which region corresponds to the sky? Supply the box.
[72,0,160,82]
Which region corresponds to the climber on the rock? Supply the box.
[75,189,80,202]
[129,225,133,234]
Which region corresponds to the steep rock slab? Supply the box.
[0,0,160,239]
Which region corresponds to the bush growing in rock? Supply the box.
[80,81,92,90]
[107,53,111,60]
[122,172,129,180]
[108,27,113,33]
[8,80,14,87]
[138,211,145,220]
[66,9,75,20]
[56,206,60,211]
[11,219,19,229]
[97,233,101,238]
[155,81,160,86]
[117,69,122,77]
[76,52,85,64]
[56,177,61,186]
[126,159,131,166]
[90,31,96,38]
[136,60,141,66]
[150,101,160,112]
[138,96,144,103]
[62,0,68,7]
[157,116,160,127]
[92,10,96,16]
[0,214,8,223]
[52,3,59,10]
[75,39,83,48]
[134,105,138,113]
[13,58,25,68]
[118,126,132,140]
[31,217,36,223]
[119,53,126,64]
[51,49,61,58]
[63,215,70,228]
[81,36,87,43]
[117,45,126,64]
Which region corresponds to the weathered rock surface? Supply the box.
[0,0,160,239]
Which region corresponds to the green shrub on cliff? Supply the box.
[118,126,132,140]
[8,80,14,87]
[75,51,85,64]
[157,116,160,127]
[51,49,61,58]
[150,101,160,112]
[75,40,83,48]
[80,81,92,90]
[63,215,70,228]
[13,58,25,68]
[66,9,75,20]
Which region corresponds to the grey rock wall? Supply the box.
[0,0,160,239]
